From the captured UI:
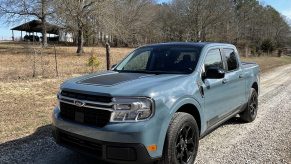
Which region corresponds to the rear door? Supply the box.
[221,48,246,112]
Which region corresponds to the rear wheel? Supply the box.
[240,88,258,122]
[156,112,199,164]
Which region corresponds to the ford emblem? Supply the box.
[74,100,85,107]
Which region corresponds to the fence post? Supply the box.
[90,48,94,73]
[32,49,36,78]
[40,49,44,76]
[106,42,111,70]
[54,45,59,77]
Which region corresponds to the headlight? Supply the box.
[110,97,154,122]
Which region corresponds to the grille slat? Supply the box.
[59,131,103,157]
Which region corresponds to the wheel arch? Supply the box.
[252,82,258,94]
[176,104,201,135]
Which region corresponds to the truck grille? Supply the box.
[59,90,113,127]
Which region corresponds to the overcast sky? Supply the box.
[1,0,291,40]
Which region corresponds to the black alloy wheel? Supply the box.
[175,124,196,163]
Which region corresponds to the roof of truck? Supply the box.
[141,42,234,48]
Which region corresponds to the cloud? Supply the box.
[281,10,291,19]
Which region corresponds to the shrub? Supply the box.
[88,55,100,72]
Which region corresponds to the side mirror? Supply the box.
[111,64,117,69]
[205,67,225,79]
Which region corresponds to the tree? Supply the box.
[0,0,55,47]
[105,0,155,47]
[54,0,105,54]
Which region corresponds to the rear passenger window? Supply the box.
[204,49,223,72]
[224,49,238,71]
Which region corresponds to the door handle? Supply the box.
[222,79,228,84]
[239,74,244,78]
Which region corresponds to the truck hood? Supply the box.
[61,71,194,97]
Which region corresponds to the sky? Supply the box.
[0,0,291,40]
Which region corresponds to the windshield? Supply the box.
[115,46,201,74]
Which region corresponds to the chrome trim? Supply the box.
[58,94,155,122]
[58,94,114,111]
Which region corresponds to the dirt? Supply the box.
[1,65,291,164]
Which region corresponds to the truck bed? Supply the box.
[241,62,259,69]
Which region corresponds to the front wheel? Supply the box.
[157,112,199,164]
[240,88,258,123]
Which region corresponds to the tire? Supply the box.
[156,112,199,164]
[240,88,258,123]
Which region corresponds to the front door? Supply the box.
[202,48,230,128]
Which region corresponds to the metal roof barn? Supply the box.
[11,20,60,35]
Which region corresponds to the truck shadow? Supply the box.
[0,118,246,163]
[200,116,247,139]
[0,124,111,164]
[223,116,245,125]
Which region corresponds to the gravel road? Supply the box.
[1,65,291,164]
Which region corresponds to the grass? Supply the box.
[241,56,291,73]
[0,42,132,81]
[1,42,291,143]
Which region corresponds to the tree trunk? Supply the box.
[76,27,84,54]
[41,18,48,47]
[41,0,48,47]
[277,49,282,57]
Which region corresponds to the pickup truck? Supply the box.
[52,42,260,164]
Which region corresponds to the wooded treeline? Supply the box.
[0,0,290,55]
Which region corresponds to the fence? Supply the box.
[0,42,131,81]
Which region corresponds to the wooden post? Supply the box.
[90,49,94,73]
[12,30,14,41]
[54,45,59,77]
[33,32,35,43]
[40,49,44,76]
[33,49,36,77]
[106,42,111,70]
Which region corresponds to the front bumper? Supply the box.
[52,107,168,163]
[53,127,156,163]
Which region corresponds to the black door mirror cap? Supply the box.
[205,67,225,79]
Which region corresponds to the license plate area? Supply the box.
[75,111,84,123]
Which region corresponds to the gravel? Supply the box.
[1,65,291,164]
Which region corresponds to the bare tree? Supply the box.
[104,0,155,47]
[54,0,105,54]
[0,0,55,47]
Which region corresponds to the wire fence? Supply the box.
[0,42,131,81]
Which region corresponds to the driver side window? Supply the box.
[123,51,150,70]
[204,49,224,72]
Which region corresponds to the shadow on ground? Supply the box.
[0,125,110,164]
[200,116,247,139]
[0,118,246,163]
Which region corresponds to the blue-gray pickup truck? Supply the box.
[52,42,260,164]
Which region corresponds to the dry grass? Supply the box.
[0,42,132,81]
[0,78,62,143]
[1,42,291,143]
[241,56,291,73]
